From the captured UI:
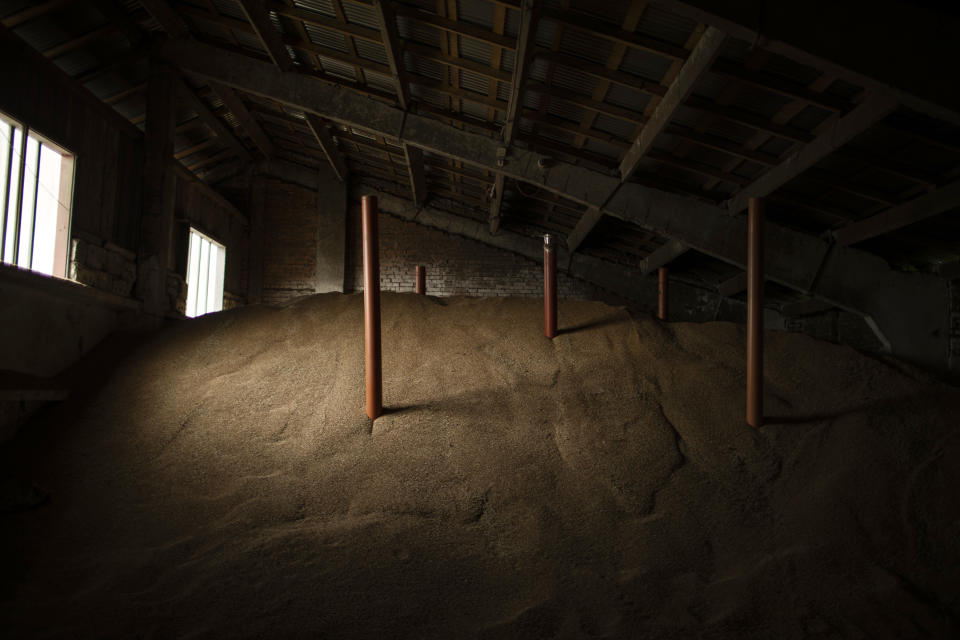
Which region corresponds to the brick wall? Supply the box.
[345,205,611,301]
[262,178,320,305]
[70,230,136,298]
[174,175,248,308]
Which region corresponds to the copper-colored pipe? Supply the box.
[544,234,557,338]
[415,265,426,295]
[657,266,669,321]
[747,197,764,428]
[362,195,382,420]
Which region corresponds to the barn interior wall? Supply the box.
[0,30,252,383]
[249,165,346,306]
[345,205,615,301]
[173,174,250,313]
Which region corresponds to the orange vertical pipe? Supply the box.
[747,197,764,428]
[362,196,382,420]
[544,234,557,338]
[415,265,426,295]
[657,266,669,321]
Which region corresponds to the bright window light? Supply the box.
[186,228,225,318]
[0,111,74,277]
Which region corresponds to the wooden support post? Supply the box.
[747,197,764,428]
[544,234,557,338]
[415,265,426,295]
[136,50,177,316]
[658,266,669,321]
[362,195,383,420]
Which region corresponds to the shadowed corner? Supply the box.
[558,314,628,336]
[764,413,839,425]
[380,403,432,416]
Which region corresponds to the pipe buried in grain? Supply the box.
[544,234,557,339]
[415,265,425,295]
[747,197,764,428]
[362,195,382,420]
[658,266,669,321]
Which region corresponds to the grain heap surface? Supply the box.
[2,293,958,638]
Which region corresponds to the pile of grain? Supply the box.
[2,293,958,638]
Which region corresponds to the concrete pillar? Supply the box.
[135,47,176,317]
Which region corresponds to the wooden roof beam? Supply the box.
[566,207,602,253]
[237,0,353,178]
[237,0,294,70]
[305,113,349,182]
[726,91,899,213]
[393,3,515,50]
[140,0,279,166]
[159,38,942,330]
[502,0,538,147]
[175,75,252,162]
[372,0,426,207]
[717,271,747,297]
[490,0,537,227]
[619,26,725,182]
[833,178,960,246]
[2,0,80,28]
[641,238,688,274]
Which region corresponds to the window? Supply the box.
[186,228,225,318]
[1,112,74,277]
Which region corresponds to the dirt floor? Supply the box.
[1,292,958,638]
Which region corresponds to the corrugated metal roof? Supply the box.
[456,0,495,30]
[212,0,246,22]
[293,0,336,18]
[318,57,359,81]
[305,22,349,51]
[618,48,672,82]
[545,64,600,97]
[397,15,442,47]
[558,27,613,66]
[603,83,647,113]
[591,113,634,141]
[354,38,388,65]
[635,3,698,47]
[458,36,494,66]
[341,1,379,30]
[3,0,953,275]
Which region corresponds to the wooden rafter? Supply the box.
[237,0,293,70]
[1,0,80,28]
[175,75,252,162]
[619,26,725,181]
[139,0,276,169]
[726,91,899,213]
[833,178,960,246]
[372,0,426,208]
[641,239,688,274]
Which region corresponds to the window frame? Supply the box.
[0,110,75,278]
[185,226,226,318]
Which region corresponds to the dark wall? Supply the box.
[672,0,960,117]
[345,204,611,301]
[0,26,143,250]
[174,174,249,301]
